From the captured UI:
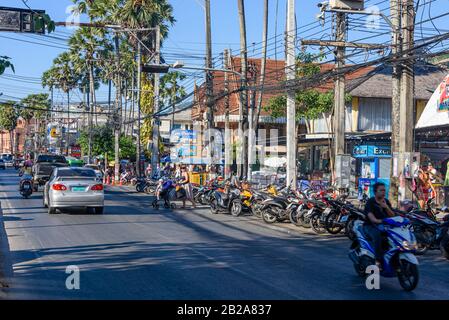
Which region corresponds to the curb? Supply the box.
[0,201,13,297]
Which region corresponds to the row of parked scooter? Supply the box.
[191,179,449,261]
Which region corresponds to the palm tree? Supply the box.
[51,52,79,154]
[69,27,112,125]
[20,94,51,157]
[160,71,187,130]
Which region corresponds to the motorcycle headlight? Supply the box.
[402,240,418,251]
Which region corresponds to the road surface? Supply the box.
[1,170,449,300]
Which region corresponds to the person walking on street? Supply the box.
[180,165,196,209]
[416,164,435,210]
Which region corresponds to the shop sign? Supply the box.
[353,145,391,158]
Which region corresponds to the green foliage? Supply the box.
[119,135,136,161]
[34,13,55,34]
[160,71,187,107]
[77,125,136,160]
[0,56,14,75]
[78,126,114,158]
[0,102,18,132]
[20,93,50,121]
[264,51,351,121]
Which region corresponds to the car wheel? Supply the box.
[48,206,57,215]
[43,195,48,208]
[94,207,104,215]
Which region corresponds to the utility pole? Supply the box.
[333,12,347,185]
[205,0,213,133]
[151,26,161,175]
[114,33,122,183]
[87,83,92,163]
[286,0,296,189]
[237,0,248,179]
[66,91,70,156]
[136,40,142,177]
[389,0,402,206]
[398,0,415,202]
[224,49,232,179]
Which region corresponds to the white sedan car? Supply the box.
[43,167,104,214]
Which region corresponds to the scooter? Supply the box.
[349,216,419,291]
[210,186,242,216]
[19,174,33,199]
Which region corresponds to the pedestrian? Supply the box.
[180,165,196,209]
[416,164,435,210]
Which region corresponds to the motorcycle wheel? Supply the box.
[252,207,262,218]
[136,184,144,193]
[289,209,299,225]
[345,217,357,241]
[354,255,375,278]
[230,201,242,217]
[413,226,434,255]
[397,260,419,291]
[262,208,277,224]
[297,209,312,228]
[310,212,326,234]
[210,199,219,214]
[325,212,344,234]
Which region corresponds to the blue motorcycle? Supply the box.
[349,216,419,291]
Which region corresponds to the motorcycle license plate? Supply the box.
[23,184,30,190]
[340,215,349,223]
[323,208,331,215]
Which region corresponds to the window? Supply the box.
[172,124,182,130]
[358,98,391,131]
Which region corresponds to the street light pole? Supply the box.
[151,26,161,175]
[136,40,142,177]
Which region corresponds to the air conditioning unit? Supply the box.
[329,0,364,10]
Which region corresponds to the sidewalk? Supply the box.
[0,202,13,298]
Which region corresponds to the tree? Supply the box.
[264,52,339,132]
[20,94,51,156]
[77,125,136,161]
[78,125,114,158]
[0,56,14,75]
[160,71,187,129]
[0,102,18,155]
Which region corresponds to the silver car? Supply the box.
[43,167,105,214]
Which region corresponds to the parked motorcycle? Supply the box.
[19,174,33,199]
[210,185,242,216]
[405,211,449,255]
[349,216,419,291]
[260,193,300,224]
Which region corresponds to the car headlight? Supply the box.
[402,240,418,251]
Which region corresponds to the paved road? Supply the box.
[1,170,449,300]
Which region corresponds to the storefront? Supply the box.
[352,145,391,198]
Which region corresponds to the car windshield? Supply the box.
[37,155,66,163]
[57,168,96,178]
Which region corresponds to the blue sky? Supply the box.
[0,0,447,104]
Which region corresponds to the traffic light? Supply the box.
[0,6,46,33]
